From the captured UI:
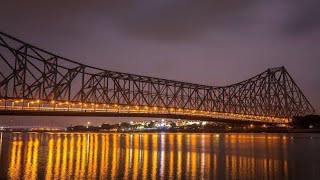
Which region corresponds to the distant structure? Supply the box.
[0,31,315,123]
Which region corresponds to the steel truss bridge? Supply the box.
[0,31,315,124]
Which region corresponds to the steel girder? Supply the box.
[0,31,315,119]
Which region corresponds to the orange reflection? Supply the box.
[190,134,197,179]
[23,135,33,180]
[8,136,22,179]
[22,134,39,180]
[74,134,82,180]
[54,135,62,179]
[80,134,87,179]
[4,133,291,180]
[87,134,94,179]
[99,134,109,179]
[111,134,119,179]
[151,134,158,180]
[186,134,191,178]
[124,134,131,179]
[176,134,182,180]
[31,134,39,180]
[67,134,75,179]
[60,135,68,180]
[142,134,149,179]
[45,135,54,180]
[168,134,174,179]
[160,134,166,178]
[132,134,140,180]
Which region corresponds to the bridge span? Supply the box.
[0,31,315,123]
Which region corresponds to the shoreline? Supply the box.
[2,128,320,133]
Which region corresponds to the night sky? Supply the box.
[0,0,319,126]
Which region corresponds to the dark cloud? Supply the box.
[107,0,320,40]
[111,0,249,40]
[2,0,320,40]
[284,0,320,34]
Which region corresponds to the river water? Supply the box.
[0,132,319,180]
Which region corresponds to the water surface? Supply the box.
[0,132,319,179]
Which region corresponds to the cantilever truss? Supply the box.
[0,31,315,121]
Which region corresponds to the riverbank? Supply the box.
[2,128,320,133]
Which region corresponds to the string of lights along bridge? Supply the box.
[0,31,315,124]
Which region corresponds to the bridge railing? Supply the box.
[0,98,289,123]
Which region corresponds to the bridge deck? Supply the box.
[0,99,288,125]
[0,110,279,125]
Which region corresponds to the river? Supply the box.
[0,132,319,179]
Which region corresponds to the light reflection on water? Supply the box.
[0,132,320,179]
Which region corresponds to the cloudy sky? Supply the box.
[0,0,319,126]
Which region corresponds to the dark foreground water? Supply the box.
[0,132,319,180]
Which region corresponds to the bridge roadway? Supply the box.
[0,99,288,125]
[0,110,280,125]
